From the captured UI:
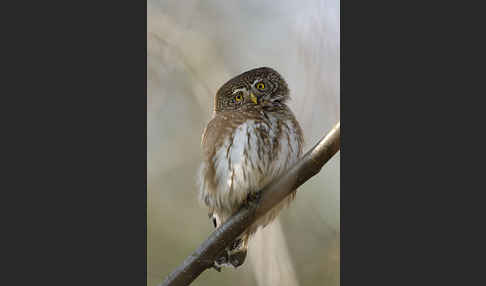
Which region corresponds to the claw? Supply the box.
[245,191,261,207]
[212,264,222,272]
[213,250,230,270]
[229,238,242,251]
[229,251,247,268]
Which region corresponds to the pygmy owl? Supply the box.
[198,67,304,268]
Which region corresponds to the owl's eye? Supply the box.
[256,82,265,90]
[235,93,243,102]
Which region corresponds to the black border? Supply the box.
[342,1,484,285]
[3,0,484,285]
[3,2,147,285]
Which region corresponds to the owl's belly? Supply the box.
[199,116,301,215]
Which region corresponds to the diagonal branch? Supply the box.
[160,121,341,286]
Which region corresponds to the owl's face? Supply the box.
[214,67,289,112]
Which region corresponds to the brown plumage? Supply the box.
[198,67,304,268]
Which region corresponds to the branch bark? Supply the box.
[160,121,341,286]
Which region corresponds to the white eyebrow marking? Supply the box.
[232,88,246,94]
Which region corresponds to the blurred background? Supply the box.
[148,1,340,285]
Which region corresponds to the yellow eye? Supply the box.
[256,82,265,90]
[235,93,243,102]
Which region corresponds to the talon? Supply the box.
[212,264,221,272]
[229,250,247,268]
[230,238,242,251]
[246,191,261,205]
[209,213,218,228]
[214,250,229,267]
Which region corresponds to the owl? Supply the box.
[198,67,304,268]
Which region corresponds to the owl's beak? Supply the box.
[250,92,258,104]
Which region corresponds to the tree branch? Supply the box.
[160,121,341,286]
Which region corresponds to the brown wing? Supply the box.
[201,115,225,159]
[200,113,236,200]
[201,112,248,159]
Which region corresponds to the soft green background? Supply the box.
[148,1,340,285]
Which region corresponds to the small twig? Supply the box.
[160,122,341,286]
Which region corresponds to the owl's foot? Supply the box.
[228,250,247,268]
[214,250,242,269]
[244,191,261,207]
[227,236,248,268]
[213,250,229,270]
[229,238,243,251]
[213,243,247,269]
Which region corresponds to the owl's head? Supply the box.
[214,67,290,112]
